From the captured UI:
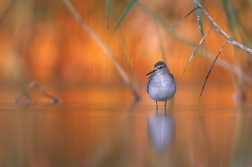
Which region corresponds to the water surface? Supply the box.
[0,82,251,167]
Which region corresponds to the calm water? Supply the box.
[0,82,252,167]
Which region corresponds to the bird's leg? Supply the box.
[164,100,167,109]
[164,106,167,115]
[155,101,158,108]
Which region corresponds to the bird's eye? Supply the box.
[158,65,164,69]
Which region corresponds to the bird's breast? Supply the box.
[148,73,176,101]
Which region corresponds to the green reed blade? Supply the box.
[184,28,211,73]
[194,0,209,59]
[106,0,109,29]
[248,0,252,7]
[112,0,137,34]
[194,0,204,37]
[109,3,139,91]
[199,42,227,99]
[169,6,202,31]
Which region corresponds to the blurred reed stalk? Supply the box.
[0,0,15,24]
[63,0,140,101]
[222,0,250,100]
[182,0,252,98]
[136,1,252,97]
[108,2,139,90]
[192,1,252,54]
[155,23,167,63]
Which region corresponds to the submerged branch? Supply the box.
[14,81,35,104]
[14,81,61,104]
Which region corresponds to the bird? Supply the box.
[147,61,176,108]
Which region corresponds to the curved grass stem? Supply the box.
[63,0,139,101]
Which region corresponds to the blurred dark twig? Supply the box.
[14,81,61,104]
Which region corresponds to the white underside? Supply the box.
[149,84,176,101]
[148,69,176,101]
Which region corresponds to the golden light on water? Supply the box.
[0,0,252,166]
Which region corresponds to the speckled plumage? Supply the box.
[147,61,176,108]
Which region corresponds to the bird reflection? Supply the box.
[148,109,176,154]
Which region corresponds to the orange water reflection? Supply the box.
[1,0,252,165]
[0,105,251,167]
[0,82,251,166]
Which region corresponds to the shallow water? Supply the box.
[0,82,252,167]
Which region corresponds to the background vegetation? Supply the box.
[0,0,252,100]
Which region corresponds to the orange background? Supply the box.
[0,0,251,85]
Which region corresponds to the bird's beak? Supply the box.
[146,69,156,76]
